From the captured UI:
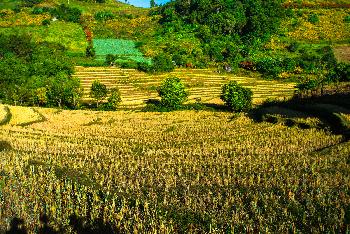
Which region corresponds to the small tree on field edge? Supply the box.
[90,80,107,108]
[220,81,253,112]
[158,77,188,110]
[104,87,122,110]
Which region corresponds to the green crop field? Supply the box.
[0,105,349,232]
[93,39,151,64]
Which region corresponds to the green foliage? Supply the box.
[158,77,188,110]
[255,57,297,77]
[42,19,50,26]
[345,15,350,23]
[103,87,121,111]
[220,81,253,112]
[94,11,115,21]
[0,21,87,54]
[51,4,82,23]
[0,33,81,108]
[152,53,174,72]
[22,0,44,7]
[308,13,320,24]
[329,63,350,82]
[152,0,285,68]
[86,44,95,58]
[90,80,108,108]
[296,79,319,92]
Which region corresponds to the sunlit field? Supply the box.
[74,67,297,107]
[0,105,349,232]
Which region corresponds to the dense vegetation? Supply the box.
[0,33,81,108]
[151,0,286,69]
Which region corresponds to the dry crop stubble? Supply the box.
[0,106,349,232]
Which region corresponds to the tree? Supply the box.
[104,88,122,110]
[86,44,95,58]
[152,53,174,72]
[158,77,188,109]
[220,81,253,112]
[90,80,107,108]
[150,0,157,8]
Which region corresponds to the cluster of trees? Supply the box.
[150,0,286,70]
[0,33,82,108]
[155,77,252,112]
[90,81,121,110]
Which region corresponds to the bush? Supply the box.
[220,81,253,112]
[158,77,188,110]
[329,63,350,82]
[90,80,107,108]
[103,88,122,111]
[152,53,174,72]
[105,54,115,66]
[94,11,115,21]
[51,4,81,23]
[308,13,319,24]
[86,44,95,58]
[42,19,51,26]
[287,42,299,52]
[344,15,350,23]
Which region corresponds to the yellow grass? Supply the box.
[0,106,348,232]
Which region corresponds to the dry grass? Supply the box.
[0,106,349,232]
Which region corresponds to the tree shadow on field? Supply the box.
[142,98,231,112]
[5,214,117,234]
[248,92,350,142]
[0,141,12,152]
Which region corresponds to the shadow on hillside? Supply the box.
[249,92,350,141]
[0,141,12,152]
[5,214,117,234]
[142,99,231,112]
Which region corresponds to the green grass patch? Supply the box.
[0,21,87,53]
[0,0,20,10]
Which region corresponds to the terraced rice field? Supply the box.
[73,66,297,108]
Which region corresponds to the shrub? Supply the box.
[137,62,152,72]
[103,88,122,111]
[94,11,115,21]
[90,80,107,108]
[158,77,188,110]
[308,13,319,24]
[51,4,81,23]
[152,53,174,72]
[105,54,115,66]
[329,63,350,82]
[86,44,95,58]
[287,42,299,52]
[220,81,253,112]
[344,15,350,23]
[42,19,51,26]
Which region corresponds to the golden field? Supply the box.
[0,105,349,233]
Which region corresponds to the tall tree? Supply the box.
[150,0,157,8]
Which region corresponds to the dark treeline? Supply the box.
[0,33,82,108]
